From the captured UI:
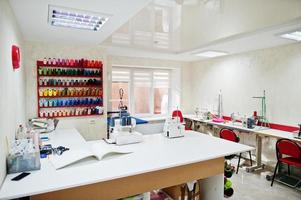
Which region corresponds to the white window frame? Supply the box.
[111,66,171,117]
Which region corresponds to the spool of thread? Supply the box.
[43,100,48,107]
[224,188,234,198]
[39,100,43,107]
[53,99,57,107]
[43,68,47,75]
[53,90,57,96]
[224,179,232,190]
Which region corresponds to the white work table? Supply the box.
[183,114,210,123]
[256,128,301,142]
[206,120,269,133]
[0,128,253,200]
[184,114,301,172]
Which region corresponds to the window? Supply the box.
[111,67,170,116]
[111,69,130,111]
[153,71,169,114]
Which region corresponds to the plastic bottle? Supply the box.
[242,115,247,127]
[16,124,24,140]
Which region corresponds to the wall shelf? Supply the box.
[37,61,102,69]
[39,95,102,98]
[39,75,101,78]
[38,85,101,88]
[40,104,102,109]
[45,113,102,119]
[37,58,104,118]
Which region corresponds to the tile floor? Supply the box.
[228,160,301,200]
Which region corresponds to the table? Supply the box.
[205,120,268,172]
[0,128,253,200]
[184,114,301,172]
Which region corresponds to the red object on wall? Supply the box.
[12,45,20,69]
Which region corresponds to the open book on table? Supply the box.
[50,143,133,170]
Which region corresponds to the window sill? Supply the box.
[133,115,166,123]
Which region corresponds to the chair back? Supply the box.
[276,139,301,160]
[220,129,238,143]
[172,110,184,123]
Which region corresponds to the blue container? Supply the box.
[247,118,255,129]
[121,117,127,126]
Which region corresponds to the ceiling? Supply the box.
[9,0,152,45]
[9,0,301,62]
[105,0,301,61]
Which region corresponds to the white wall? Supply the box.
[24,42,108,140]
[0,0,26,186]
[183,42,301,127]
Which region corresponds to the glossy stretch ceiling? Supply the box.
[9,0,301,61]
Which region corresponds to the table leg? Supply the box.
[246,134,265,172]
[191,120,196,131]
[198,174,224,200]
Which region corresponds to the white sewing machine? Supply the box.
[163,117,185,138]
[108,117,143,145]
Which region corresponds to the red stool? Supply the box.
[271,139,301,186]
[220,129,252,174]
[172,110,192,131]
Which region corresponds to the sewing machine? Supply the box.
[107,116,143,145]
[163,117,185,138]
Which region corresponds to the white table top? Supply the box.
[206,120,268,133]
[184,114,301,143]
[256,128,301,142]
[0,128,253,200]
[183,114,210,123]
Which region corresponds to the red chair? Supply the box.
[172,110,192,130]
[271,139,301,186]
[219,129,252,174]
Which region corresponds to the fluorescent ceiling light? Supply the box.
[280,31,301,41]
[194,51,228,58]
[48,5,109,31]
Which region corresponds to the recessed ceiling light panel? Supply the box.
[48,5,110,31]
[194,51,228,58]
[280,31,301,42]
